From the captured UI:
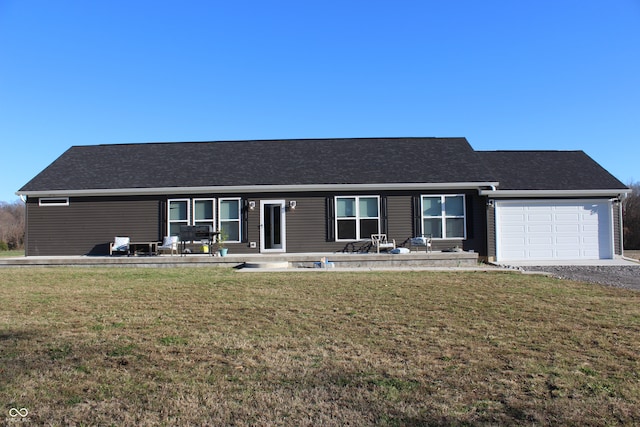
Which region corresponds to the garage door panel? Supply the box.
[529,213,553,221]
[529,237,553,245]
[503,214,526,223]
[583,236,598,245]
[503,225,526,233]
[528,249,555,259]
[496,200,612,262]
[503,249,527,258]
[555,205,580,211]
[555,213,580,222]
[582,224,599,233]
[528,224,553,233]
[556,249,581,258]
[556,224,580,233]
[556,236,580,245]
[503,237,526,246]
[583,249,600,258]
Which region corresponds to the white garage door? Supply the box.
[496,200,613,262]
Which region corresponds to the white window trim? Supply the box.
[192,198,216,228]
[39,197,69,206]
[168,198,217,238]
[421,194,467,239]
[334,195,381,241]
[168,198,191,237]
[218,197,242,243]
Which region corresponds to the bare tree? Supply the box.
[623,182,640,250]
[0,200,25,250]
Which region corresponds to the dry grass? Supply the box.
[1,268,639,426]
[0,250,24,257]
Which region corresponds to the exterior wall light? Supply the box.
[289,200,297,210]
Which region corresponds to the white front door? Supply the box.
[260,200,286,253]
[495,199,613,262]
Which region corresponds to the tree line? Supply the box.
[623,182,640,250]
[0,200,25,250]
[0,186,639,251]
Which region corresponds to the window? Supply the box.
[168,199,190,236]
[168,198,215,237]
[193,199,215,229]
[421,195,466,239]
[335,196,380,240]
[219,198,241,242]
[39,197,69,206]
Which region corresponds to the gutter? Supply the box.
[16,181,501,198]
[478,189,630,198]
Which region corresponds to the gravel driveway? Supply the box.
[520,264,640,290]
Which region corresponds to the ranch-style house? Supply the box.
[17,137,630,262]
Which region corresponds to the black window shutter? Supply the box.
[326,197,335,242]
[412,195,421,237]
[381,196,388,234]
[160,200,167,238]
[241,200,249,243]
[465,195,474,239]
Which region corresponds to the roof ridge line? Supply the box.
[84,136,467,148]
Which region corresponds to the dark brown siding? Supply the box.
[486,203,496,260]
[613,202,622,255]
[26,196,162,256]
[25,191,490,256]
[285,196,338,252]
[386,194,413,244]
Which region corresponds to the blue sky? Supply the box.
[1,0,638,202]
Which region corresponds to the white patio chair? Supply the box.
[371,233,396,253]
[158,235,178,256]
[409,235,432,253]
[109,236,130,256]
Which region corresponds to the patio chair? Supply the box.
[158,235,178,256]
[371,233,396,253]
[109,236,130,256]
[409,235,432,253]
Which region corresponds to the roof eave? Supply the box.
[17,182,500,198]
[479,189,631,198]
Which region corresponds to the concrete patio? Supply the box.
[0,250,480,269]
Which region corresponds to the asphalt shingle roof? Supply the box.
[19,138,628,194]
[477,150,628,190]
[19,138,494,192]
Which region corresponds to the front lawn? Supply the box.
[0,249,24,257]
[1,268,638,425]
